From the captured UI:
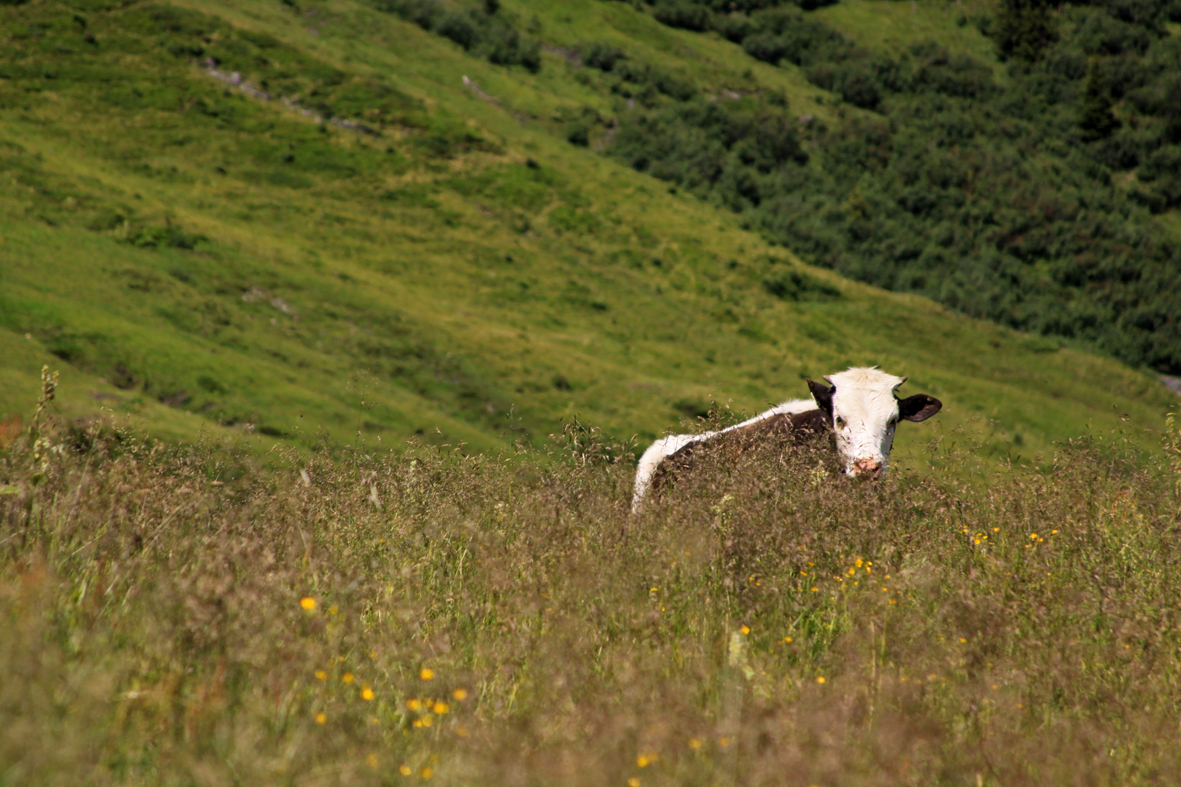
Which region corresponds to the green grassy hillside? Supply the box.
[0,0,1175,472]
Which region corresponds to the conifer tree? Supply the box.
[1079,57,1119,140]
[993,0,1057,62]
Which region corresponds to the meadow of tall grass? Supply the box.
[3,371,1181,786]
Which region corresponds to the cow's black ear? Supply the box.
[807,379,834,416]
[899,394,942,422]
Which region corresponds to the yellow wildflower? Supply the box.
[314,669,327,681]
[342,672,355,685]
[433,702,449,715]
[315,712,327,725]
[453,688,468,701]
[420,668,435,681]
[407,698,422,711]
[399,765,412,776]
[300,597,316,611]
[362,687,375,701]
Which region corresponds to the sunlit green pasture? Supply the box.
[0,0,1172,473]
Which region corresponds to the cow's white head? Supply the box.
[806,368,942,478]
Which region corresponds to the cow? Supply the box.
[631,367,942,511]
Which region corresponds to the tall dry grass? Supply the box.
[3,378,1181,786]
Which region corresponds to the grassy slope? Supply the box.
[812,0,1001,70]
[0,0,1174,475]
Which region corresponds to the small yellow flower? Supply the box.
[399,765,412,776]
[300,597,316,611]
[1051,529,1058,535]
[421,768,433,780]
[366,753,379,769]
[783,637,793,644]
[328,605,339,616]
[369,650,377,658]
[959,638,967,644]
[421,716,433,728]
[342,672,355,685]
[420,668,435,681]
[315,712,327,725]
[816,676,826,684]
[689,738,702,749]
[407,698,423,711]
[740,625,750,635]
[413,719,423,728]
[718,737,730,748]
[433,702,449,715]
[362,687,375,701]
[1030,533,1038,540]
[453,688,468,701]
[314,669,327,681]
[810,587,818,592]
[628,779,641,787]
[456,725,470,737]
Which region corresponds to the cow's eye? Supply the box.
[835,416,846,429]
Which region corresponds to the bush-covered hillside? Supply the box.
[0,0,1175,463]
[594,0,1181,372]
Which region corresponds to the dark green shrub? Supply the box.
[652,0,712,31]
[580,41,625,71]
[762,269,841,300]
[372,0,542,71]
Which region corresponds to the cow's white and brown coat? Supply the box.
[631,367,942,510]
